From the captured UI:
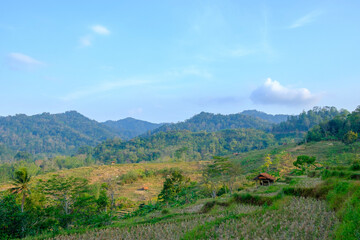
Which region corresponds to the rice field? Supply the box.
[192,197,338,240]
[49,196,337,240]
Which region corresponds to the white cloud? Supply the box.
[91,25,110,35]
[79,35,92,47]
[250,78,319,106]
[289,11,322,29]
[6,53,44,71]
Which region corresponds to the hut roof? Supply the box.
[253,173,276,181]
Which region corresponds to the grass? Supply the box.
[1,161,204,204]
[184,197,337,240]
[11,140,360,239]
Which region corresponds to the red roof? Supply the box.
[253,173,276,181]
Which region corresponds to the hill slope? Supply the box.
[92,128,276,164]
[0,111,118,157]
[240,110,289,124]
[102,117,164,140]
[151,112,272,134]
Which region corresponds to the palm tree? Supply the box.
[10,168,31,212]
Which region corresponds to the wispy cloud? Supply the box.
[289,11,322,29]
[91,25,110,35]
[250,78,319,106]
[79,35,92,47]
[6,53,45,71]
[61,79,150,101]
[78,24,110,47]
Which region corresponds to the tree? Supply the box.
[39,175,88,215]
[263,154,273,172]
[14,151,33,163]
[158,169,191,204]
[203,156,241,197]
[0,194,24,239]
[343,130,358,145]
[293,155,316,173]
[10,168,31,212]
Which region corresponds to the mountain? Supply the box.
[0,111,118,157]
[151,112,272,134]
[102,117,164,140]
[240,110,290,124]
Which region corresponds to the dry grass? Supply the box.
[0,161,203,204]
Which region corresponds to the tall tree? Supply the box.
[39,175,88,215]
[10,168,31,212]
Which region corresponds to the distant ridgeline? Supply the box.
[0,111,163,162]
[0,107,349,164]
[102,117,164,140]
[150,111,273,134]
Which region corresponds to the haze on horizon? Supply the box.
[1,1,359,123]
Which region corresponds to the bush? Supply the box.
[161,209,170,214]
[232,193,275,206]
[350,161,360,171]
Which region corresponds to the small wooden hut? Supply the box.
[253,173,276,186]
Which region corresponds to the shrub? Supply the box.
[232,193,275,206]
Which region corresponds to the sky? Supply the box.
[1,0,360,123]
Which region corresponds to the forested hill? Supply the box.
[271,106,347,135]
[151,112,272,134]
[102,117,165,140]
[0,111,119,156]
[240,110,290,124]
[92,128,276,164]
[306,106,360,143]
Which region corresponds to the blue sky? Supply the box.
[1,0,360,123]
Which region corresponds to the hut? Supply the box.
[253,173,276,186]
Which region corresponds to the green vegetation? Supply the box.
[1,107,360,239]
[272,106,346,139]
[92,128,276,164]
[306,106,360,144]
[240,109,289,124]
[0,111,118,158]
[151,111,272,134]
[102,117,164,140]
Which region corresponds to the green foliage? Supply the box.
[0,194,24,239]
[151,111,272,134]
[93,128,276,164]
[203,156,242,197]
[232,193,276,206]
[240,110,289,124]
[343,130,358,145]
[103,117,164,140]
[38,175,89,216]
[306,106,360,143]
[273,106,344,137]
[10,167,32,212]
[0,111,119,157]
[14,151,34,163]
[293,155,316,173]
[158,169,191,204]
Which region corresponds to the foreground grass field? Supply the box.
[4,141,360,239]
[36,179,341,240]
